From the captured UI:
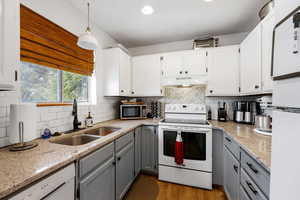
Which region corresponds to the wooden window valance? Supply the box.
[20,5,95,76]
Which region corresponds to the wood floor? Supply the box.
[124,175,228,200]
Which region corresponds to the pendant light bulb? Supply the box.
[77,2,99,50]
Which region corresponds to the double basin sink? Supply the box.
[50,127,121,146]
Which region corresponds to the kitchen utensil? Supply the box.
[255,115,272,133]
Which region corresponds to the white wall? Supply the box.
[129,32,248,56]
[0,0,120,147]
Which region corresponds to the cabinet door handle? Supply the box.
[131,91,135,94]
[246,181,258,195]
[233,165,238,173]
[185,71,188,74]
[112,161,116,165]
[121,90,124,93]
[209,90,213,94]
[225,137,232,143]
[14,70,18,82]
[117,157,121,161]
[247,162,259,174]
[254,85,259,89]
[179,71,183,74]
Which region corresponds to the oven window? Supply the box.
[163,130,206,161]
[122,106,140,118]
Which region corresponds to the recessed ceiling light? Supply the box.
[141,5,154,15]
[204,0,214,2]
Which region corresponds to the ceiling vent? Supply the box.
[193,35,219,49]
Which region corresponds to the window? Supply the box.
[21,62,89,103]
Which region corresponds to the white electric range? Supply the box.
[158,104,212,190]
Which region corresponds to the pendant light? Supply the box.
[77,2,98,50]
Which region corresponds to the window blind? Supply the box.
[20,5,95,76]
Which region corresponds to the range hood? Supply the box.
[0,83,15,91]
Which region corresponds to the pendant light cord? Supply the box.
[87,2,91,31]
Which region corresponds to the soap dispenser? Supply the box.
[85,112,94,127]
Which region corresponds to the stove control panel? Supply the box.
[165,104,206,114]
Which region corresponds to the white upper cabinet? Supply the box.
[206,45,240,96]
[161,51,183,77]
[161,49,207,86]
[0,0,20,90]
[182,50,207,76]
[103,48,131,96]
[261,11,275,93]
[131,54,163,96]
[240,23,262,94]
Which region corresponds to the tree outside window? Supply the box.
[20,62,89,103]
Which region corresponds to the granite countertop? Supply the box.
[0,119,159,199]
[0,119,271,199]
[210,120,272,171]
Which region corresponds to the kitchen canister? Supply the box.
[8,104,38,151]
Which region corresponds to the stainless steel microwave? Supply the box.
[120,104,147,120]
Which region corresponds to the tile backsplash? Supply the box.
[0,101,119,148]
[137,86,258,120]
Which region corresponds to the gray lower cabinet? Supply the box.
[221,130,270,200]
[116,135,135,200]
[134,127,142,177]
[241,149,270,198]
[240,186,252,200]
[224,146,240,200]
[212,128,224,185]
[79,142,115,200]
[141,125,158,174]
[241,169,268,200]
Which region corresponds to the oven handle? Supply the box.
[160,127,211,134]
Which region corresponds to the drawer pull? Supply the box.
[233,165,239,173]
[247,162,259,174]
[246,181,258,195]
[225,137,232,142]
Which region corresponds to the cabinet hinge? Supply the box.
[206,52,208,56]
[238,87,241,93]
[206,68,208,73]
[238,48,241,53]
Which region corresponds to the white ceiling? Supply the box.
[69,0,268,48]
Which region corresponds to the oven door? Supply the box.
[158,125,212,172]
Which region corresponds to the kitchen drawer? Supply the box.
[240,186,252,200]
[79,142,114,178]
[241,150,270,197]
[224,133,240,160]
[116,131,134,152]
[241,169,268,200]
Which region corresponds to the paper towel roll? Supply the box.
[8,104,37,144]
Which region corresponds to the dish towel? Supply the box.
[175,132,184,165]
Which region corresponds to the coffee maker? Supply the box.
[233,101,256,124]
[218,102,227,122]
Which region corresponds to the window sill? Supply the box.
[36,103,72,107]
[36,102,95,107]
